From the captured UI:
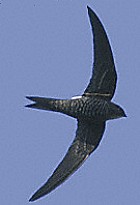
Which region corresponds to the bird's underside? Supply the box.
[26,6,126,202]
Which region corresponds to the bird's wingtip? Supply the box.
[87,5,92,12]
[29,197,32,202]
[29,198,33,202]
[87,5,90,11]
[29,194,37,202]
[29,189,45,202]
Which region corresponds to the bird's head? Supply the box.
[109,102,127,120]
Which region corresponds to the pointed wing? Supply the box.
[84,6,117,100]
[29,120,105,202]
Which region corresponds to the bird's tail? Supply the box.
[26,96,70,114]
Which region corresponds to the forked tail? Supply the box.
[26,96,69,113]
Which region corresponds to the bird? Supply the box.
[26,6,126,202]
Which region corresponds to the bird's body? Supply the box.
[26,6,126,202]
[27,95,125,121]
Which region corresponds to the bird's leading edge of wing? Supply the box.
[84,6,117,100]
[29,120,105,202]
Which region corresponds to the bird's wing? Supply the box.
[29,120,105,202]
[84,6,117,100]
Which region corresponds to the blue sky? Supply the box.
[1,0,139,204]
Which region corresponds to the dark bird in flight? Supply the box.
[26,6,126,202]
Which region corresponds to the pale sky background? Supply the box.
[1,0,140,204]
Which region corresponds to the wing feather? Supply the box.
[84,6,117,100]
[29,120,105,201]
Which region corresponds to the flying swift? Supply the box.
[26,6,126,202]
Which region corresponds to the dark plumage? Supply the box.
[26,6,126,202]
